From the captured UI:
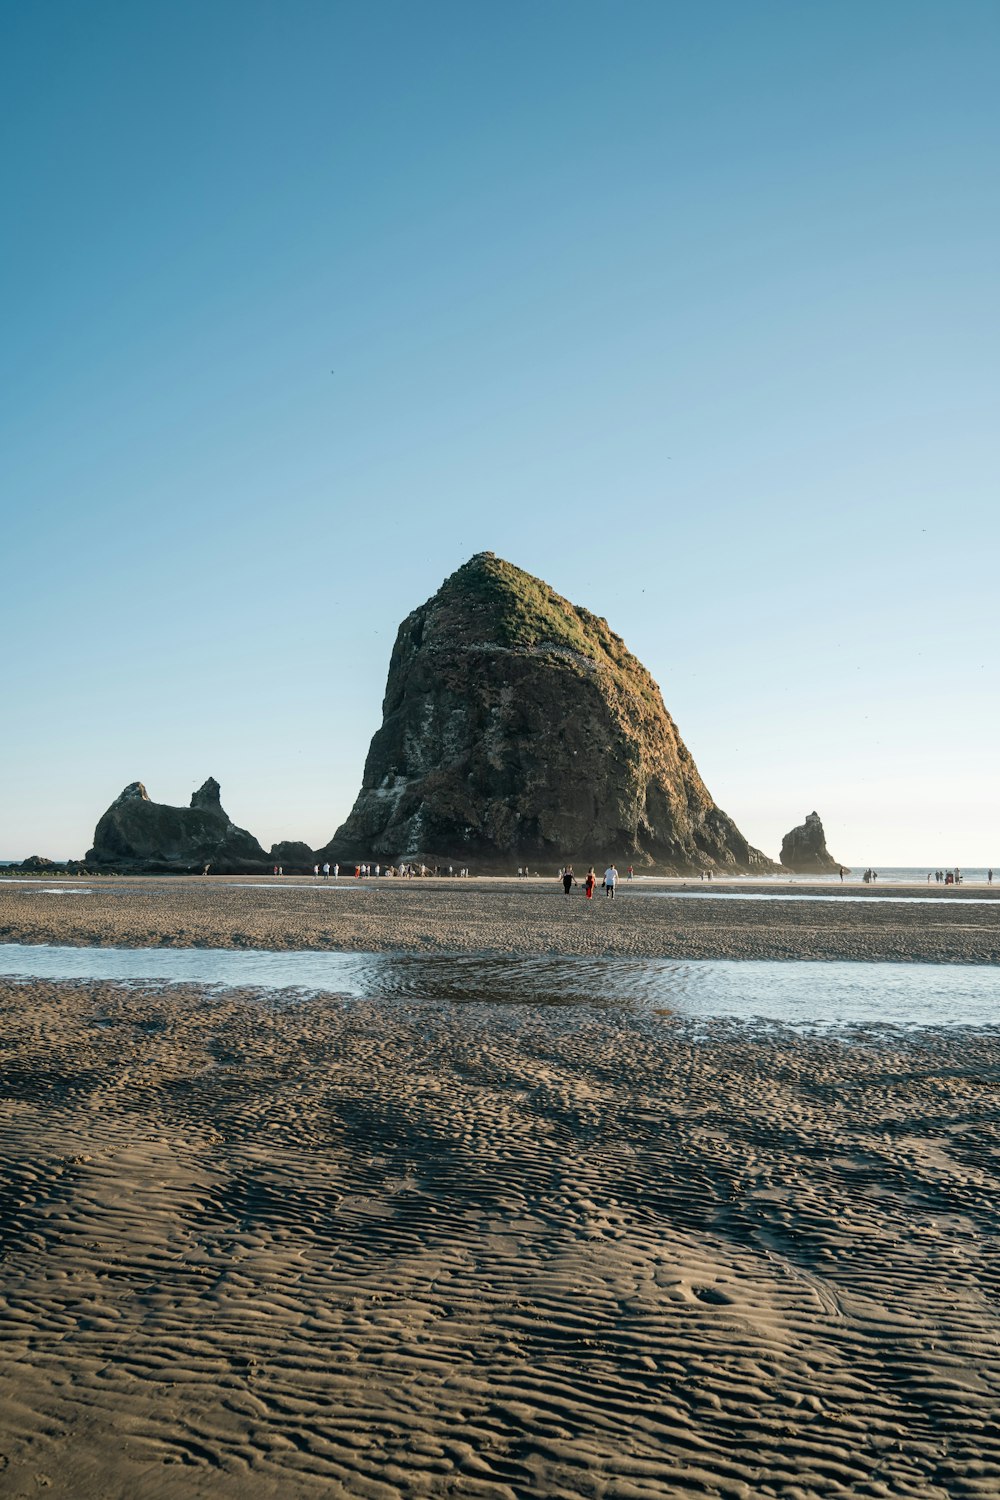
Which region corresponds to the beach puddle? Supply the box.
[0,944,997,1028]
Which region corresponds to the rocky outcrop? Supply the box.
[780,812,841,873]
[87,779,269,874]
[319,553,775,874]
[269,841,316,872]
[19,855,88,874]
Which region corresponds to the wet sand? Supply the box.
[2,876,999,964]
[1,880,998,1497]
[0,978,999,1499]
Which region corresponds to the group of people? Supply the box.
[312,862,471,879]
[560,864,620,899]
[861,868,879,884]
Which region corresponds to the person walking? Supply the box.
[584,868,596,900]
[604,863,618,898]
[322,862,330,879]
[561,866,575,895]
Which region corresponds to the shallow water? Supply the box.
[635,890,1000,907]
[0,943,997,1029]
[0,879,367,892]
[655,867,997,885]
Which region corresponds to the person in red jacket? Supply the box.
[584,869,596,900]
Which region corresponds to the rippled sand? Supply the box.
[1,978,999,1499]
[2,876,998,963]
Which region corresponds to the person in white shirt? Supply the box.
[604,864,618,898]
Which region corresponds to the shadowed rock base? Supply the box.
[86,778,271,874]
[780,810,841,873]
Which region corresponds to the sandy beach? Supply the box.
[2,876,999,964]
[0,880,998,1498]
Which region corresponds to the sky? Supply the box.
[2,0,997,866]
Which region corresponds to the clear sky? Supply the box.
[2,0,997,865]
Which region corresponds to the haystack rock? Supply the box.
[319,553,775,873]
[87,778,269,874]
[780,811,840,874]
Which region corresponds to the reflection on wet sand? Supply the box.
[0,943,998,1028]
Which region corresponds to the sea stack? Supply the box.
[319,553,775,873]
[87,778,270,874]
[780,811,841,873]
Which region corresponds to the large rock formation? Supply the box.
[780,811,841,874]
[87,778,269,874]
[319,553,775,873]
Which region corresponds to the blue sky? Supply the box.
[2,0,997,864]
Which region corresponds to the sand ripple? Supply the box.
[0,981,999,1498]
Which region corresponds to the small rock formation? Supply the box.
[87,779,269,874]
[780,811,841,873]
[269,841,316,872]
[20,855,58,871]
[190,777,225,812]
[318,553,775,873]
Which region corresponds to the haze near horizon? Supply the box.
[2,1,997,866]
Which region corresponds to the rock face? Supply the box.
[269,841,316,872]
[319,554,775,873]
[780,811,841,873]
[87,779,269,874]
